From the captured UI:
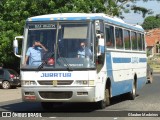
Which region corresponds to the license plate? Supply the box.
[53,80,57,86]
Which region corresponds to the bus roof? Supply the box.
[27,13,144,32]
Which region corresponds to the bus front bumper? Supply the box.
[22,86,96,102]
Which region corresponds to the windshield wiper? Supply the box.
[59,57,73,71]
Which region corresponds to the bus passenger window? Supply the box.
[142,34,145,51]
[137,33,142,51]
[105,25,114,48]
[115,27,123,49]
[124,29,131,50]
[131,32,137,50]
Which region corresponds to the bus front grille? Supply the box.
[39,91,73,99]
[38,80,73,85]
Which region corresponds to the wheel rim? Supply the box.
[2,81,10,89]
[132,82,136,96]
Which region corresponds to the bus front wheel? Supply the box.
[97,88,110,109]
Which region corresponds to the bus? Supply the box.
[13,13,147,109]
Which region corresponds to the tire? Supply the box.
[129,80,136,100]
[97,88,110,109]
[41,102,53,110]
[2,81,11,89]
[148,72,153,84]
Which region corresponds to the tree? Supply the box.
[0,0,106,71]
[103,0,154,18]
[0,0,159,71]
[142,16,160,30]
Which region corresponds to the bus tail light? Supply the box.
[10,74,15,79]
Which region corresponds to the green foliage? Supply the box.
[0,0,106,71]
[131,5,153,18]
[142,16,160,30]
[0,0,159,71]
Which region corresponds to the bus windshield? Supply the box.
[22,22,95,69]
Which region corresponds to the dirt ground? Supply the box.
[0,87,21,102]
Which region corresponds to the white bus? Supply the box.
[13,13,147,109]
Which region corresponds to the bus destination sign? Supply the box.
[29,24,56,29]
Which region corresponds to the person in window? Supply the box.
[24,40,48,66]
[77,42,92,58]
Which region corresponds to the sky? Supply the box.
[122,0,160,25]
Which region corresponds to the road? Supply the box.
[0,73,160,120]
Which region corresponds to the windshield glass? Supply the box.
[22,22,95,69]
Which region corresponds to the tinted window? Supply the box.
[0,70,4,78]
[142,34,145,51]
[105,25,114,48]
[131,32,137,50]
[137,33,142,50]
[8,69,18,75]
[115,27,123,49]
[124,29,131,50]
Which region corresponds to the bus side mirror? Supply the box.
[13,36,23,58]
[13,39,18,48]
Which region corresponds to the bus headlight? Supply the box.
[75,80,88,85]
[22,81,37,86]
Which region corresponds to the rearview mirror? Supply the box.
[13,36,23,58]
[13,39,18,48]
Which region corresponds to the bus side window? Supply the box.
[115,27,123,49]
[131,31,137,50]
[142,34,145,51]
[137,33,142,51]
[105,25,114,48]
[124,29,131,50]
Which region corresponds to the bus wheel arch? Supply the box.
[129,74,137,100]
[106,78,111,98]
[97,77,111,109]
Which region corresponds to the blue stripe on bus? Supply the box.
[139,58,147,63]
[106,53,147,97]
[112,57,147,63]
[106,53,113,77]
[113,57,131,63]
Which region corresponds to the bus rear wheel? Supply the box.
[98,88,110,109]
[148,72,153,83]
[129,80,136,100]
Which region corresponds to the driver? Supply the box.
[24,40,48,66]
